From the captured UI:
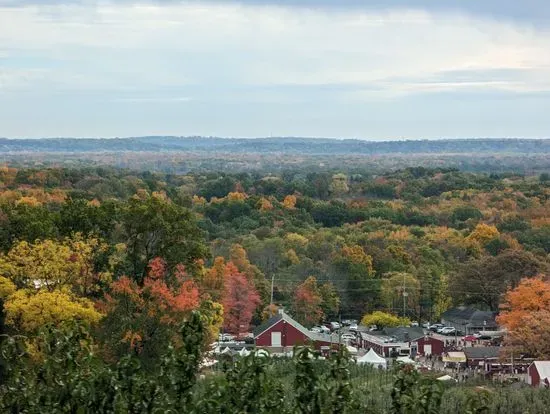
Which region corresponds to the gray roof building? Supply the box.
[441,307,497,334]
[463,346,501,361]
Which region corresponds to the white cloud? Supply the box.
[0,2,549,97]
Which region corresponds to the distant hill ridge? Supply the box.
[1,137,550,154]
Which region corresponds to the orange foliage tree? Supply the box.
[292,276,324,327]
[221,262,260,335]
[283,195,297,209]
[497,277,550,358]
[99,257,200,362]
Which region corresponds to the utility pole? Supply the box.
[402,273,408,318]
[338,313,342,348]
[270,274,275,306]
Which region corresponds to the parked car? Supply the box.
[410,321,419,327]
[439,327,456,335]
[341,333,355,341]
[422,322,431,328]
[311,325,330,333]
[330,322,341,330]
[349,323,358,331]
[429,324,444,332]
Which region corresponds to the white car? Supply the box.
[311,326,322,333]
[438,327,456,335]
[341,333,355,341]
[349,323,358,331]
[330,322,341,330]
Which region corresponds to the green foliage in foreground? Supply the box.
[1,316,550,414]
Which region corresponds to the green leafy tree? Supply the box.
[121,193,209,283]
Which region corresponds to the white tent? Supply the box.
[396,356,415,365]
[437,374,455,382]
[238,347,251,357]
[356,349,387,369]
[221,347,232,355]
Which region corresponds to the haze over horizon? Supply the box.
[1,0,550,139]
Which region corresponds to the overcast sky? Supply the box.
[1,0,549,139]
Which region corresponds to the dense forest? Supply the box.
[2,161,550,412]
[2,137,550,154]
[3,138,550,175]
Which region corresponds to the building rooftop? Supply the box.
[532,361,550,380]
[441,307,497,327]
[463,346,501,360]
[253,311,339,343]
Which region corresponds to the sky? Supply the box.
[1,0,550,139]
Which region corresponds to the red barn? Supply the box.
[254,311,339,354]
[413,335,445,356]
[528,361,550,387]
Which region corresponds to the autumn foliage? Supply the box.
[99,257,200,359]
[292,276,324,327]
[497,276,550,358]
[221,262,260,335]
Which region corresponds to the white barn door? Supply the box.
[271,332,282,347]
[424,344,432,356]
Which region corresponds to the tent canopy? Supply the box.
[443,352,466,363]
[396,356,415,364]
[357,349,387,368]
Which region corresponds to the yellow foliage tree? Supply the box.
[0,276,16,299]
[283,195,297,209]
[360,311,411,328]
[200,300,224,344]
[0,236,112,295]
[466,223,500,247]
[284,233,309,252]
[4,289,102,332]
[340,245,373,268]
[203,256,226,301]
[15,196,42,207]
[285,249,300,265]
[227,191,247,201]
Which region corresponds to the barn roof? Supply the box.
[532,361,550,380]
[253,311,338,343]
[253,314,283,337]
